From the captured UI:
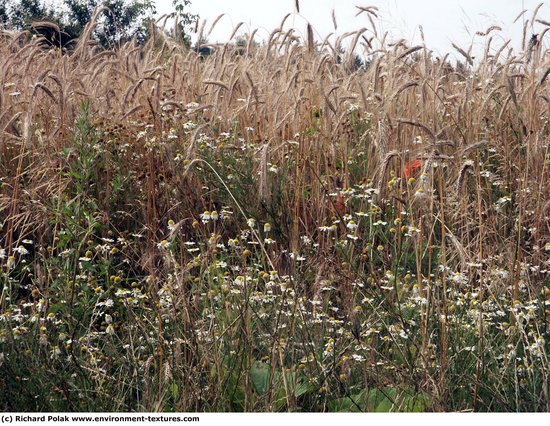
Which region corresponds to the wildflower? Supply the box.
[200,211,211,223]
[79,253,92,262]
[495,196,511,211]
[13,327,25,339]
[105,324,115,335]
[157,240,170,250]
[334,195,347,215]
[345,101,360,112]
[301,235,312,245]
[404,159,423,179]
[183,121,198,131]
[115,288,133,300]
[414,187,425,197]
[51,345,62,358]
[263,223,272,233]
[449,272,468,285]
[496,195,511,205]
[167,128,178,140]
[13,245,29,255]
[346,220,358,231]
[247,218,256,228]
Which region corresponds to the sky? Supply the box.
[155,1,549,58]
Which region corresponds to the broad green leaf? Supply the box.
[327,391,366,412]
[294,380,314,398]
[250,361,270,396]
[400,390,431,412]
[365,388,394,412]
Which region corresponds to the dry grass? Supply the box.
[0,11,548,412]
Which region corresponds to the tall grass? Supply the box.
[0,10,548,411]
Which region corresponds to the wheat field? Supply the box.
[0,7,549,412]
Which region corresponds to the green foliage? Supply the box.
[1,21,549,411]
[0,0,196,48]
[0,0,7,23]
[170,0,197,47]
[63,0,157,47]
[250,361,270,396]
[327,387,431,412]
[5,0,56,29]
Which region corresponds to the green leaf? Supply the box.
[170,382,179,400]
[327,391,366,412]
[367,387,431,412]
[399,389,431,412]
[250,361,270,396]
[294,380,314,398]
[225,371,245,411]
[365,387,395,412]
[272,388,288,412]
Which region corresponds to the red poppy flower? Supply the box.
[404,159,423,179]
[334,195,347,216]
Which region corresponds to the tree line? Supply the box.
[0,0,197,48]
